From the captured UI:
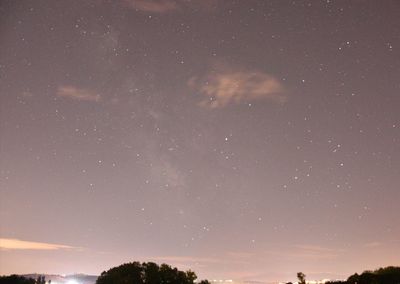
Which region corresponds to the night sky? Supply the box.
[1,0,400,282]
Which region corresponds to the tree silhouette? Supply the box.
[346,266,400,284]
[325,266,400,284]
[0,275,35,284]
[297,272,306,284]
[143,262,161,284]
[35,276,46,284]
[96,261,202,284]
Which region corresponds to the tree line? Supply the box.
[0,275,46,284]
[287,267,400,284]
[325,266,400,284]
[96,262,209,284]
[1,264,400,284]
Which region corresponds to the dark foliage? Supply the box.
[325,266,400,284]
[0,275,36,284]
[35,276,46,284]
[96,261,204,284]
[297,272,306,284]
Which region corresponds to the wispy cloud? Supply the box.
[0,238,75,250]
[146,256,221,271]
[226,251,255,259]
[57,86,101,102]
[262,244,342,261]
[123,0,179,13]
[151,256,220,264]
[189,70,286,108]
[123,0,217,13]
[363,241,382,248]
[290,245,341,260]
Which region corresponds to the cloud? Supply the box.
[151,256,220,264]
[189,70,286,108]
[152,253,255,267]
[263,244,342,261]
[0,238,75,250]
[57,86,101,102]
[146,256,221,271]
[363,241,382,248]
[290,245,341,260]
[226,251,255,259]
[123,0,218,13]
[123,0,178,13]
